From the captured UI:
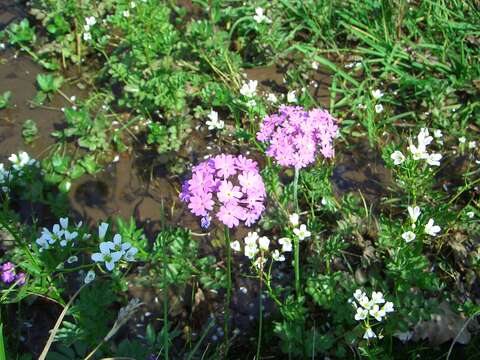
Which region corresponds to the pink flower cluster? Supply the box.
[257,105,338,169]
[1,262,25,286]
[180,154,266,228]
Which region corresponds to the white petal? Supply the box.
[91,253,104,262]
[100,241,114,253]
[105,261,115,271]
[111,251,123,262]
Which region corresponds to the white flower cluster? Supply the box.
[289,213,311,241]
[91,222,138,271]
[1,152,39,193]
[351,289,394,340]
[253,8,271,24]
[391,128,442,166]
[206,110,224,131]
[36,217,82,251]
[83,16,96,41]
[230,231,288,269]
[401,206,441,243]
[371,89,384,113]
[240,80,257,108]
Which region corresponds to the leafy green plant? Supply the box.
[0,91,11,109]
[22,119,39,143]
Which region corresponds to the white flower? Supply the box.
[271,249,285,262]
[130,1,136,8]
[253,7,271,23]
[91,242,123,271]
[123,10,130,17]
[390,151,405,165]
[359,295,373,310]
[230,240,241,251]
[67,255,78,264]
[244,244,259,259]
[372,89,383,99]
[287,90,297,103]
[311,61,319,70]
[374,104,384,113]
[258,236,270,251]
[244,232,259,246]
[402,231,416,243]
[60,230,78,247]
[98,222,109,240]
[424,218,440,236]
[354,307,368,321]
[266,93,278,103]
[357,104,367,110]
[468,141,476,149]
[407,206,421,223]
[84,270,96,284]
[426,152,442,166]
[418,128,433,147]
[459,136,466,144]
[382,301,394,313]
[293,224,311,241]
[466,211,474,219]
[124,246,138,261]
[240,80,257,98]
[59,217,68,229]
[107,234,131,254]
[278,237,292,252]
[36,236,50,251]
[9,151,34,171]
[369,304,386,321]
[289,213,299,226]
[83,32,92,41]
[246,99,256,108]
[363,326,377,339]
[353,289,366,301]
[85,16,96,26]
[371,291,385,304]
[206,110,224,130]
[409,143,428,160]
[433,129,443,138]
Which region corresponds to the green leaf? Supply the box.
[22,119,39,143]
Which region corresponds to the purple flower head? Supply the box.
[1,270,15,284]
[180,154,266,228]
[257,105,337,169]
[1,262,14,272]
[16,273,26,286]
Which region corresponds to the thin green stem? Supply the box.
[292,167,301,297]
[161,235,169,360]
[224,227,232,357]
[293,167,300,213]
[256,258,264,360]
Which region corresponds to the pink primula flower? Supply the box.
[257,105,337,169]
[180,154,266,228]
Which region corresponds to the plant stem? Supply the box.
[161,235,169,360]
[256,260,264,360]
[224,227,232,356]
[292,167,301,297]
[293,167,300,213]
